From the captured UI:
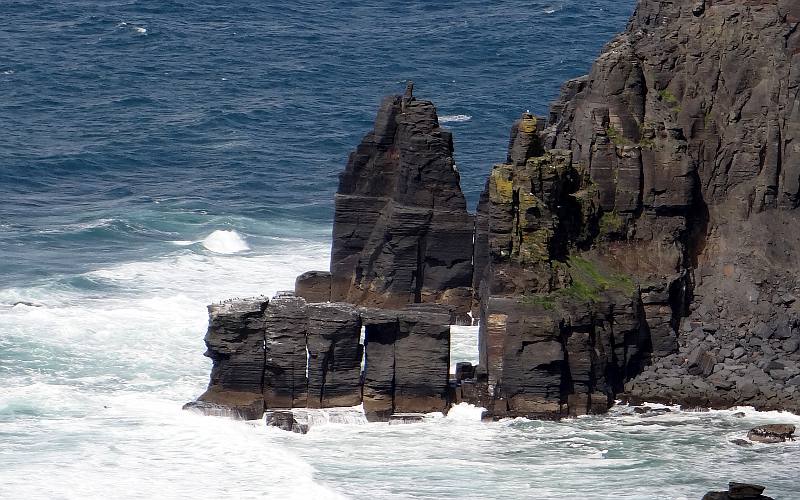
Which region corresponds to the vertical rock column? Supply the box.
[393,310,451,414]
[192,298,269,419]
[306,303,363,408]
[264,296,309,408]
[361,310,399,421]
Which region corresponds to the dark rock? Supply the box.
[263,296,309,408]
[388,413,427,425]
[305,303,362,408]
[393,309,451,414]
[294,271,331,303]
[330,91,474,318]
[687,347,716,377]
[455,362,476,382]
[702,482,773,500]
[361,310,400,421]
[189,298,269,419]
[729,483,766,499]
[183,396,264,421]
[747,424,796,443]
[729,438,752,447]
[265,410,309,434]
[361,308,451,420]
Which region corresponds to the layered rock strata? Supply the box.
[186,295,451,421]
[325,84,474,319]
[466,0,800,417]
[195,0,800,422]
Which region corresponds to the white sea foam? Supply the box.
[4,226,800,498]
[446,403,485,421]
[0,237,337,498]
[450,325,479,373]
[439,114,472,123]
[201,229,250,254]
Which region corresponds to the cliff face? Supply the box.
[474,0,800,416]
[190,0,800,422]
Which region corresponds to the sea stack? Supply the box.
[191,0,800,422]
[326,83,475,320]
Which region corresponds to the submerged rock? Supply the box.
[265,410,309,434]
[702,482,773,500]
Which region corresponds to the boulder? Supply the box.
[295,271,331,303]
[265,410,309,434]
[747,424,796,443]
[702,482,773,500]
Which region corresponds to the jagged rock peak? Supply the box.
[328,90,474,318]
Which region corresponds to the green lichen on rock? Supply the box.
[657,89,682,113]
[518,227,553,264]
[637,123,656,150]
[520,293,557,310]
[598,211,625,237]
[518,115,538,134]
[527,150,573,178]
[658,89,679,106]
[489,164,514,203]
[520,256,636,310]
[605,125,629,146]
[567,255,636,298]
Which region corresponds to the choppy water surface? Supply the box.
[3,1,798,499]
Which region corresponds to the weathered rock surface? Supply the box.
[295,271,332,303]
[328,84,474,319]
[471,0,800,417]
[190,298,269,419]
[188,293,453,422]
[305,303,362,408]
[195,0,800,424]
[264,296,309,408]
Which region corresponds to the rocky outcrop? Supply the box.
[187,294,453,422]
[185,298,269,419]
[327,84,474,319]
[747,424,795,444]
[194,0,800,423]
[469,0,800,417]
[703,482,773,500]
[554,0,800,413]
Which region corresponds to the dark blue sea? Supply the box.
[4,2,798,499]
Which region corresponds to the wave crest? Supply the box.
[439,114,471,124]
[201,230,250,254]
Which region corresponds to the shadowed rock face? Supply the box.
[329,89,474,319]
[185,298,269,419]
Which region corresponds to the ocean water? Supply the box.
[2,1,798,498]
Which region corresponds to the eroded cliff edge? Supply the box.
[188,0,800,422]
[476,0,800,415]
